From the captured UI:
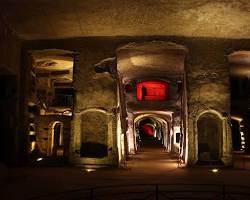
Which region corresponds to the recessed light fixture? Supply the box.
[211,168,219,173]
[36,157,43,162]
[85,168,96,172]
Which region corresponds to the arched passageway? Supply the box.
[135,117,166,149]
[125,116,179,170]
[136,118,162,142]
[49,121,64,157]
[231,118,242,151]
[125,114,180,170]
[116,41,187,167]
[228,51,250,154]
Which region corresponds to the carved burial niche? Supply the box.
[80,111,108,158]
[197,113,222,163]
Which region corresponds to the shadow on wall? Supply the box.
[80,142,108,158]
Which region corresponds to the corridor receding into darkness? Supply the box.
[127,115,179,171]
[2,1,250,199]
[127,139,178,172]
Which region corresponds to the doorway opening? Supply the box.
[228,51,250,154]
[134,116,170,151]
[50,121,64,157]
[231,118,243,151]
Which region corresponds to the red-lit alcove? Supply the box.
[137,81,169,101]
[142,124,155,136]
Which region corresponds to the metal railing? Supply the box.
[27,184,250,200]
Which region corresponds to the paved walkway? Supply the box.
[2,141,250,199]
[126,139,179,172]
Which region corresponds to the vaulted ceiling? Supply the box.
[1,0,250,40]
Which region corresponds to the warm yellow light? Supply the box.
[62,110,72,116]
[30,142,36,151]
[211,168,219,173]
[36,157,43,162]
[85,168,96,172]
[117,114,122,163]
[231,116,243,122]
[177,159,185,168]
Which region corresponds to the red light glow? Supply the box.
[142,124,155,136]
[137,81,169,101]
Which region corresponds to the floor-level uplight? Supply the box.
[211,168,219,173]
[36,157,43,162]
[85,168,96,172]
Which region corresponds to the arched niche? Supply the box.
[80,110,108,158]
[197,112,222,162]
[48,121,64,157]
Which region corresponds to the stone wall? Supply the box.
[22,39,121,166]
[34,115,71,157]
[71,43,118,165]
[4,0,250,40]
[0,18,21,75]
[186,40,232,165]
[23,36,250,166]
[0,18,22,165]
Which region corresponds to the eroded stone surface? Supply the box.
[1,0,250,39]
